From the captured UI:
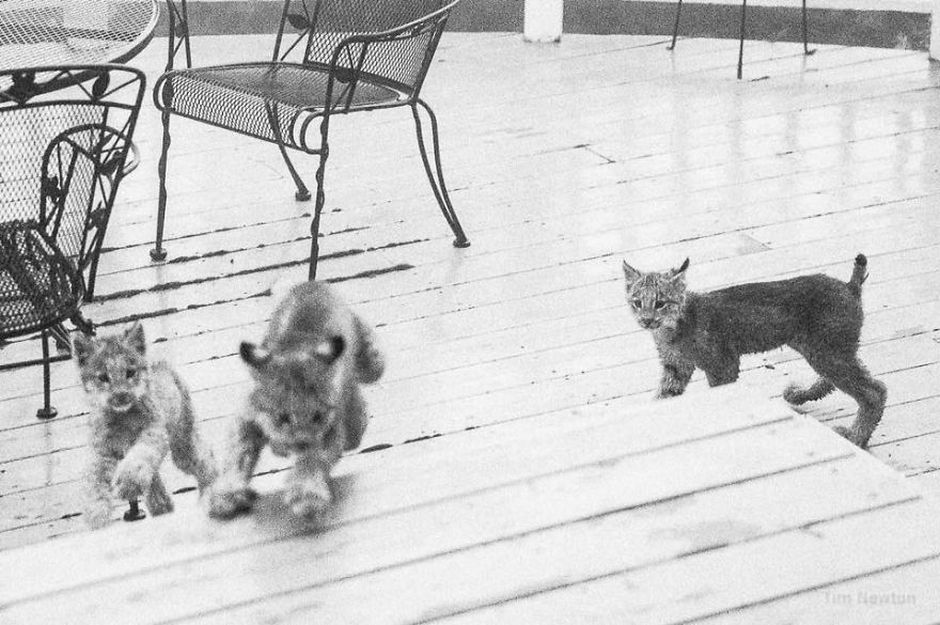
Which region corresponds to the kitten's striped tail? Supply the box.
[848,254,868,297]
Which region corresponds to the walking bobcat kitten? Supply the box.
[74,322,218,529]
[622,255,886,448]
[208,280,385,522]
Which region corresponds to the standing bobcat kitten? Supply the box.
[74,322,218,529]
[622,255,886,448]
[208,280,384,522]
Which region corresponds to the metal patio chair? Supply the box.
[669,0,813,79]
[150,0,471,279]
[0,65,146,419]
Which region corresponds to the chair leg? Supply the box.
[308,121,331,281]
[84,270,97,302]
[71,312,95,337]
[737,0,747,79]
[668,0,683,50]
[265,102,311,201]
[412,100,470,249]
[150,109,172,262]
[802,0,814,55]
[277,143,312,202]
[36,330,57,420]
[50,323,71,353]
[85,250,106,301]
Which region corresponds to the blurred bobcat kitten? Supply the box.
[208,280,384,523]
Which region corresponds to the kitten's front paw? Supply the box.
[285,479,331,522]
[84,501,113,530]
[783,383,805,405]
[655,389,681,400]
[111,458,153,500]
[207,479,257,519]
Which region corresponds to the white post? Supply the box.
[932,0,940,59]
[524,0,563,43]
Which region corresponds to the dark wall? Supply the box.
[154,1,930,51]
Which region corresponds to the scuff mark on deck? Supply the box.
[97,238,426,302]
[402,433,442,445]
[328,263,414,283]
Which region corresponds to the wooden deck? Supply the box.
[1,30,940,620]
[3,386,940,624]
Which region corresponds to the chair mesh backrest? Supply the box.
[0,66,145,314]
[2,105,103,255]
[41,123,134,268]
[279,0,450,91]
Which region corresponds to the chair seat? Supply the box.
[0,220,81,340]
[156,62,412,152]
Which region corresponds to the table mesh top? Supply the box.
[0,0,157,70]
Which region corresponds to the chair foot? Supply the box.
[805,48,816,56]
[36,406,57,420]
[453,237,471,249]
[295,189,312,202]
[71,314,94,336]
[150,248,168,262]
[123,499,146,522]
[668,0,682,51]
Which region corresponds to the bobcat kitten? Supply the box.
[74,322,218,529]
[208,280,385,522]
[622,255,886,448]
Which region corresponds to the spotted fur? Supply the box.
[622,255,885,448]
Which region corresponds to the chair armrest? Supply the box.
[322,0,462,111]
[334,0,461,47]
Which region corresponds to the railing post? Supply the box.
[932,0,940,59]
[523,0,563,43]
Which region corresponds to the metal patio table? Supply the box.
[0,0,158,93]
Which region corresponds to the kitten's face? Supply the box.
[242,335,353,454]
[73,322,149,413]
[248,377,338,454]
[622,258,689,331]
[241,280,365,454]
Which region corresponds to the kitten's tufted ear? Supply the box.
[352,314,385,384]
[622,260,641,284]
[240,341,271,369]
[668,258,690,282]
[123,321,146,355]
[313,336,345,364]
[72,332,95,367]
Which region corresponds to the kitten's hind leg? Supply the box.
[145,473,175,516]
[783,377,835,405]
[803,352,887,448]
